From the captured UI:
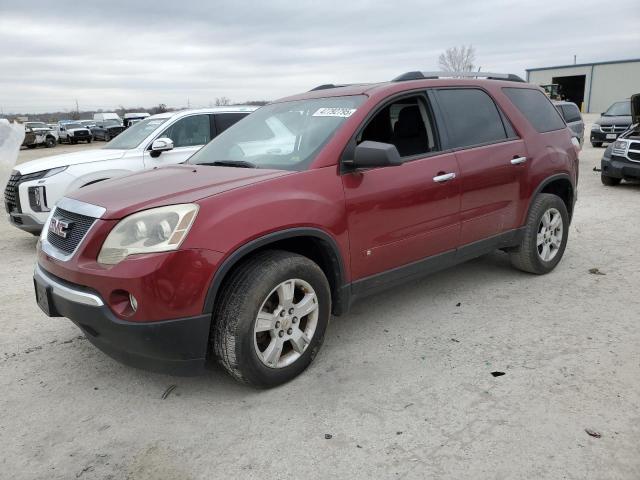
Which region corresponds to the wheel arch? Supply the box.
[527,174,575,222]
[203,228,350,317]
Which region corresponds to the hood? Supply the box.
[596,115,632,126]
[16,148,127,175]
[67,164,292,219]
[632,94,640,125]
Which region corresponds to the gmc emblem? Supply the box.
[49,218,72,238]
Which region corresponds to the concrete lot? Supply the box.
[1,117,639,479]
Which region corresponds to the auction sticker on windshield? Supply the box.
[312,107,357,117]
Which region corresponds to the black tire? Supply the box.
[212,250,331,388]
[591,142,603,148]
[601,174,621,186]
[104,133,110,142]
[70,138,76,145]
[87,138,92,143]
[45,136,56,148]
[26,144,37,149]
[509,193,569,274]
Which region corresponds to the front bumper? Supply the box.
[601,155,640,180]
[6,212,43,234]
[34,265,211,375]
[590,129,622,143]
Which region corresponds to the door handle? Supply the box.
[433,172,456,183]
[511,156,527,165]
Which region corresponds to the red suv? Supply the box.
[34,72,579,387]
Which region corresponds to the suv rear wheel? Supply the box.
[212,250,331,388]
[510,193,569,274]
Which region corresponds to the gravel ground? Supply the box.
[1,116,639,479]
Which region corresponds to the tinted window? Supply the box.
[160,114,211,148]
[214,113,249,134]
[560,104,581,123]
[503,88,565,133]
[358,95,439,157]
[436,89,508,148]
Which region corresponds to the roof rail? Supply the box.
[392,71,526,83]
[309,84,353,91]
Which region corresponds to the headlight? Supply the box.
[97,204,199,265]
[44,166,67,177]
[591,124,600,131]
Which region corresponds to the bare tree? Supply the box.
[215,96,231,106]
[438,45,476,73]
[151,103,168,114]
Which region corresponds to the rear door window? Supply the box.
[503,88,565,133]
[214,113,250,134]
[435,88,509,149]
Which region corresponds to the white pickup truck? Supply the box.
[4,106,257,234]
[22,122,58,149]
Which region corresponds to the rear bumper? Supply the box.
[601,156,640,180]
[34,265,211,376]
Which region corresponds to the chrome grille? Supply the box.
[600,125,628,133]
[46,207,96,254]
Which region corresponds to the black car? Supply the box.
[590,100,632,147]
[601,94,640,186]
[91,120,125,141]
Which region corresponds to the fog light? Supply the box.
[129,293,138,312]
[28,186,50,212]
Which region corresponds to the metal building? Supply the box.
[526,58,640,113]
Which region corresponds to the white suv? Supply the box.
[4,107,257,234]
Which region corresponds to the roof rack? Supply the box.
[392,71,526,83]
[309,84,353,91]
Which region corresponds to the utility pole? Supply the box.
[573,55,577,65]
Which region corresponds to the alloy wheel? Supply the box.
[253,278,319,368]
[537,207,563,262]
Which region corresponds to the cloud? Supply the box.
[0,0,638,113]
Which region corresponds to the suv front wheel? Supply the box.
[510,193,569,274]
[212,250,331,387]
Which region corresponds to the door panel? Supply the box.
[343,152,461,280]
[455,139,528,245]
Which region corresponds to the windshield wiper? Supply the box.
[199,160,256,168]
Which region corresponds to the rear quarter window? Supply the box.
[503,88,565,133]
[560,104,582,123]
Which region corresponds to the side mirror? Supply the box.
[351,141,402,169]
[150,137,174,157]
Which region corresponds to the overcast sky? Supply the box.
[1,0,638,114]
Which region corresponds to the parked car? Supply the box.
[57,122,92,144]
[590,99,632,147]
[91,119,125,141]
[600,93,640,186]
[4,107,257,234]
[30,72,579,387]
[93,112,122,125]
[21,122,58,149]
[553,101,584,145]
[123,112,150,128]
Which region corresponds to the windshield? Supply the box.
[102,119,121,127]
[103,117,169,149]
[65,123,83,129]
[604,101,631,116]
[26,122,47,128]
[188,95,366,170]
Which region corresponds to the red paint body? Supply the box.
[37,79,579,322]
